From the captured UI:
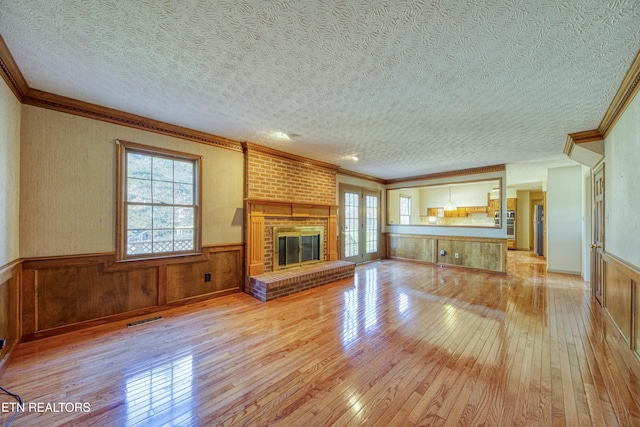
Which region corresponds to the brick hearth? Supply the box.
[247,260,356,301]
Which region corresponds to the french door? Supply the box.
[591,163,605,304]
[340,185,381,263]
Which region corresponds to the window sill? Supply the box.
[108,251,208,271]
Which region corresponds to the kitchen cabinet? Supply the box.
[426,208,440,217]
[426,206,485,218]
[507,198,517,210]
[444,207,468,217]
[443,209,456,217]
[465,206,487,214]
[487,199,500,217]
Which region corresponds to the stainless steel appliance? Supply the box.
[506,210,515,239]
[533,205,544,256]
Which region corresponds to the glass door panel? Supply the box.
[340,185,381,263]
[344,191,360,260]
[366,195,378,254]
[286,236,299,265]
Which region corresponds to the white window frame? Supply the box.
[400,195,411,225]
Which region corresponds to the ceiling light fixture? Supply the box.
[444,185,457,211]
[273,131,300,140]
[351,156,359,161]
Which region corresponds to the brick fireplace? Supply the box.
[244,199,352,301]
[246,199,338,275]
[243,144,354,301]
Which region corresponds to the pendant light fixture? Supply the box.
[444,185,457,211]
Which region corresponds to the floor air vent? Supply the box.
[127,316,163,328]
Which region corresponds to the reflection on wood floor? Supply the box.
[2,251,640,426]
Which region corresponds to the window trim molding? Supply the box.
[116,139,203,262]
[399,194,411,225]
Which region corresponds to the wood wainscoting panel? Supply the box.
[388,234,436,262]
[599,252,640,358]
[167,249,242,302]
[0,267,20,370]
[37,264,158,331]
[436,239,453,264]
[388,234,506,273]
[605,262,633,342]
[22,245,244,339]
[636,280,640,356]
[20,269,36,336]
[447,239,504,272]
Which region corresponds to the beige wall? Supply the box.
[547,166,583,275]
[0,79,21,266]
[516,190,530,250]
[605,91,640,268]
[20,106,243,258]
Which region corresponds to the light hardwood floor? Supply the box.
[1,251,640,426]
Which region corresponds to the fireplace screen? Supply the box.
[273,226,324,270]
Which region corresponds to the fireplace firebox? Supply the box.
[273,226,324,271]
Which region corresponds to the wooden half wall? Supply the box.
[20,244,243,340]
[602,252,640,359]
[387,234,508,274]
[0,260,20,373]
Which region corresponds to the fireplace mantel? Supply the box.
[246,199,338,217]
[246,199,338,275]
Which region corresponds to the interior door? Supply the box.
[340,185,381,263]
[591,163,605,304]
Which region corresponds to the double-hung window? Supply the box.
[400,195,411,225]
[117,140,201,260]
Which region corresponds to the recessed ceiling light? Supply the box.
[341,154,360,162]
[274,131,290,140]
[273,131,300,140]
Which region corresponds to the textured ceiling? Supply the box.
[1,0,639,181]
